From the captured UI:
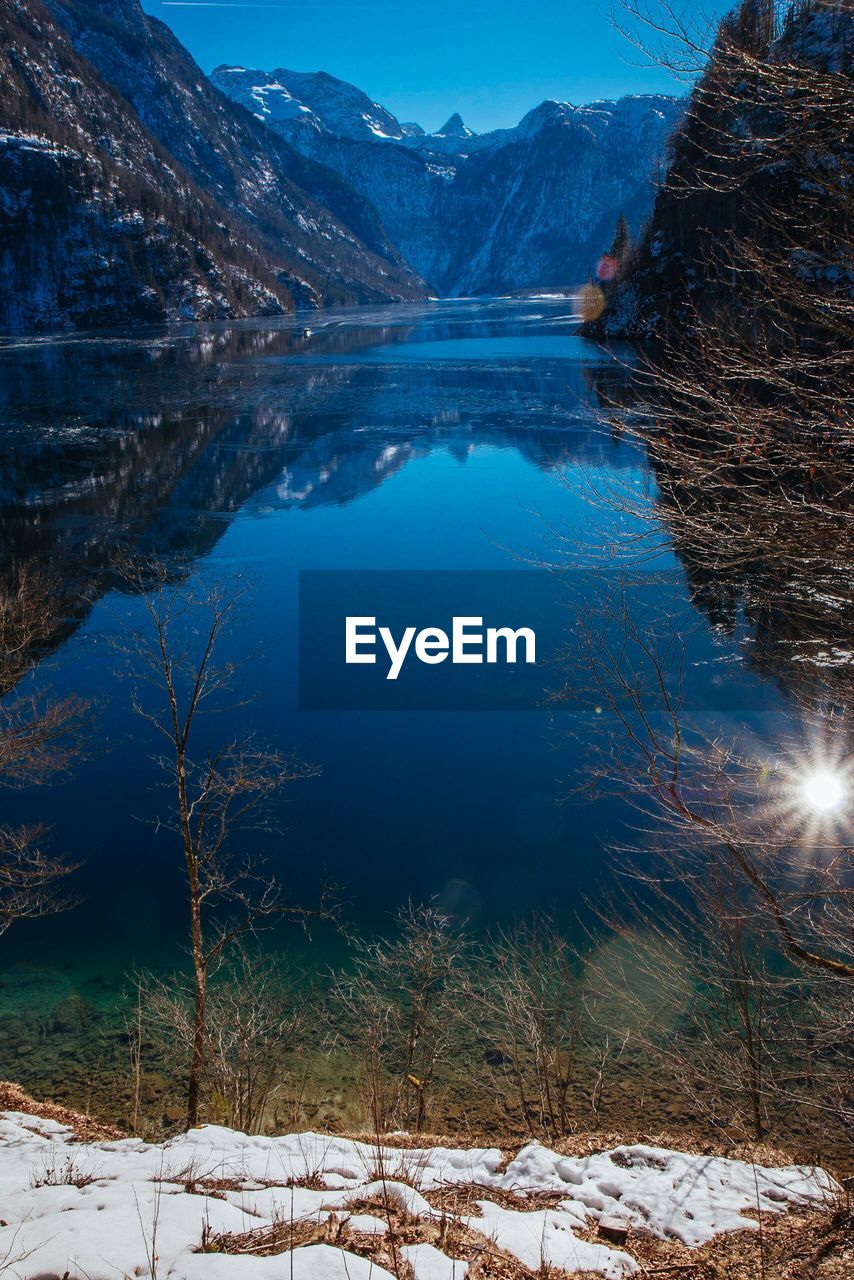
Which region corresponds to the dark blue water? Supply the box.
[0,298,786,1006]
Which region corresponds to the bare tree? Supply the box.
[116,562,318,1127]
[555,590,852,1147]
[136,946,305,1134]
[566,2,853,1146]
[0,822,76,937]
[586,860,787,1143]
[582,1,853,685]
[564,593,853,974]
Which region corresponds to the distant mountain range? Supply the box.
[213,66,682,296]
[0,0,680,332]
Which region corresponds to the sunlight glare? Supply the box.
[800,769,846,815]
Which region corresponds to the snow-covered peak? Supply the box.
[209,62,683,297]
[211,64,405,141]
[513,95,681,142]
[212,63,681,165]
[212,66,322,131]
[514,99,581,135]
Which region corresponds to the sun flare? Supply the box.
[800,769,846,815]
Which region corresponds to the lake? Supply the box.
[0,298,789,1073]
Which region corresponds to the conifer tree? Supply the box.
[609,213,631,264]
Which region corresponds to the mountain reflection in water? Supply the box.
[0,301,641,656]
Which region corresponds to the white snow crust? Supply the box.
[0,1111,834,1279]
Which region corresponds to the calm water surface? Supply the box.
[0,299,788,1024]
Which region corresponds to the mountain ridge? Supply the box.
[0,0,681,332]
[212,64,682,296]
[0,0,426,333]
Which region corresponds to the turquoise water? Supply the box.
[0,299,786,1013]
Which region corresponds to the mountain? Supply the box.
[0,0,681,332]
[212,65,682,295]
[0,0,425,333]
[437,112,475,139]
[0,309,639,668]
[222,67,409,141]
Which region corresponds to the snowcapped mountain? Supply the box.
[215,67,407,141]
[0,0,680,331]
[213,64,682,295]
[0,0,425,333]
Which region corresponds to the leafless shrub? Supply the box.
[30,1151,97,1188]
[557,591,852,1149]
[568,6,853,1154]
[330,902,467,1134]
[459,918,584,1141]
[0,821,77,936]
[583,1,853,707]
[0,562,87,937]
[136,945,305,1134]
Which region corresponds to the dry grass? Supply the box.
[694,1205,852,1280]
[345,1129,475,1150]
[200,1194,567,1279]
[600,1203,853,1280]
[3,1080,847,1278]
[198,1182,852,1280]
[0,1080,123,1143]
[342,1126,850,1183]
[425,1182,566,1217]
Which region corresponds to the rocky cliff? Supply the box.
[581,0,852,339]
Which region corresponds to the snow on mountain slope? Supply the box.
[436,112,475,139]
[213,65,407,141]
[0,1108,834,1280]
[0,1,425,333]
[212,65,681,295]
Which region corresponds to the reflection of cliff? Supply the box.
[267,374,639,512]
[0,309,637,670]
[676,549,852,708]
[584,365,852,707]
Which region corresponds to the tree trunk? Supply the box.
[187,942,206,1128]
[186,849,206,1129]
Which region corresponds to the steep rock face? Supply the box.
[584,0,853,339]
[438,98,679,296]
[437,112,475,139]
[213,66,682,295]
[0,0,425,333]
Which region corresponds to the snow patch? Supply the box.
[0,1112,834,1280]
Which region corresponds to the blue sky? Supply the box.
[142,0,731,133]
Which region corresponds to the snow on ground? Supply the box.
[465,1202,634,1278]
[403,1242,468,1280]
[0,1110,835,1280]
